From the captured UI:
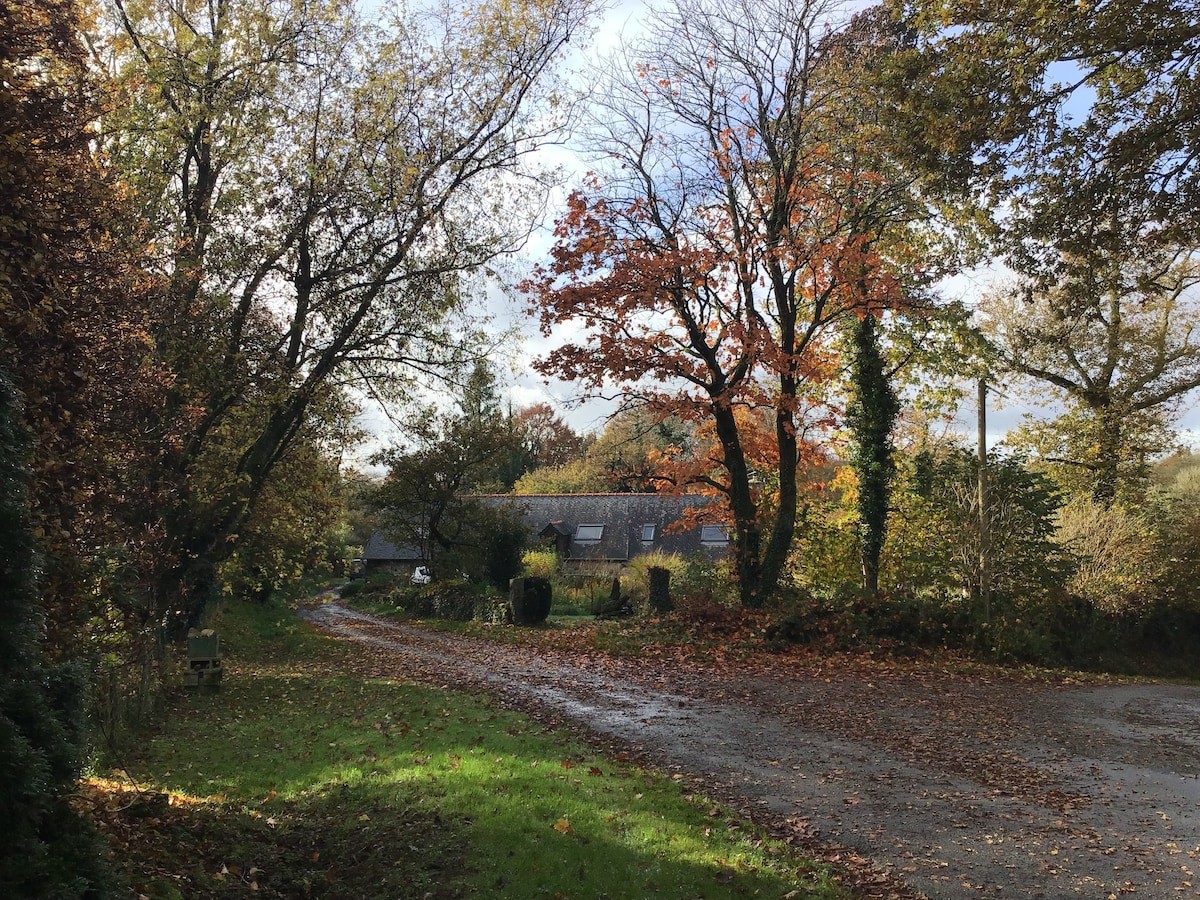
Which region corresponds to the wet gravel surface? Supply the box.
[300,603,1200,899]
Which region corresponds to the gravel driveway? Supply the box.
[300,602,1200,899]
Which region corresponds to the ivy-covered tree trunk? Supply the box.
[846,313,900,594]
[0,371,112,896]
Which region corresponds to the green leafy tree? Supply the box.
[460,360,527,491]
[100,0,597,631]
[373,363,526,578]
[886,3,1200,507]
[884,447,1071,605]
[511,407,696,494]
[339,468,384,549]
[587,408,697,494]
[888,0,1200,257]
[1150,454,1200,619]
[512,457,610,495]
[982,254,1200,503]
[220,429,357,602]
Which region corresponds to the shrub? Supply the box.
[675,553,736,605]
[882,448,1073,607]
[626,550,685,584]
[0,371,115,896]
[481,508,530,590]
[364,572,401,595]
[521,547,559,580]
[432,581,477,622]
[389,585,436,618]
[1149,472,1200,615]
[474,593,509,624]
[550,569,620,615]
[764,586,974,654]
[787,484,861,597]
[1055,498,1162,614]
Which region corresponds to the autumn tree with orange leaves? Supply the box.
[526,0,931,606]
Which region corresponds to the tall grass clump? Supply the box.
[521,547,559,579]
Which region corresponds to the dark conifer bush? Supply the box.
[0,372,113,897]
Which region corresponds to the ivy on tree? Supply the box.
[845,313,900,594]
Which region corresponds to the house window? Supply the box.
[699,524,729,545]
[641,523,656,542]
[574,523,604,543]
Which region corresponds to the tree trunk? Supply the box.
[710,399,764,607]
[760,378,800,603]
[1092,404,1122,506]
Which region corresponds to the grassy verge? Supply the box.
[85,597,847,899]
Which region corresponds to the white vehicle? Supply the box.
[411,565,432,585]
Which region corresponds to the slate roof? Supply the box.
[361,529,424,562]
[485,493,727,561]
[360,493,728,564]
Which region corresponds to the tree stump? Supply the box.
[596,574,633,618]
[648,566,673,613]
[509,575,552,625]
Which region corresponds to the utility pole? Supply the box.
[977,379,991,624]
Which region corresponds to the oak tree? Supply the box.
[512,403,591,473]
[527,0,922,605]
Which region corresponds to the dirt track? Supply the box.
[300,602,1200,899]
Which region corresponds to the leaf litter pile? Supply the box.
[75,776,462,898]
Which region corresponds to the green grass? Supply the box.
[104,598,846,899]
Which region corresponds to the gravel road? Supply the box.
[300,602,1200,899]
